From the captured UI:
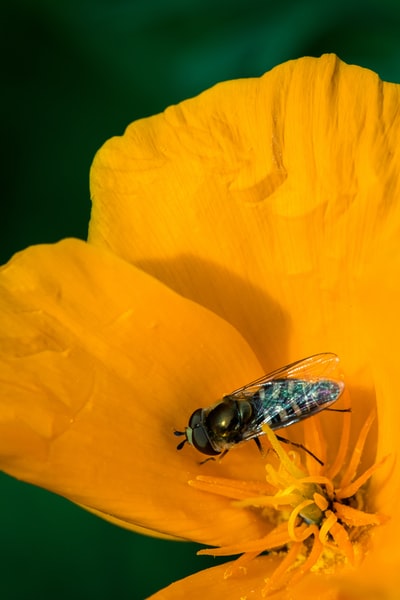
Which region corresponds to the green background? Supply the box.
[1,0,400,598]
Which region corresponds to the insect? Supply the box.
[174,352,345,463]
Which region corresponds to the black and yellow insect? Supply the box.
[175,353,345,462]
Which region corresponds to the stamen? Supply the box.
[319,510,337,543]
[336,455,388,499]
[189,475,274,500]
[287,501,316,541]
[262,542,303,594]
[303,414,326,473]
[313,492,329,511]
[289,528,323,584]
[191,404,386,592]
[234,493,301,509]
[329,521,355,564]
[332,502,388,526]
[339,409,376,488]
[296,475,335,497]
[198,522,292,558]
[262,423,305,479]
[223,551,260,578]
[325,404,352,480]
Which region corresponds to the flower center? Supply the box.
[189,406,388,594]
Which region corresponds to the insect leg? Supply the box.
[276,435,324,466]
[253,437,264,455]
[199,448,230,465]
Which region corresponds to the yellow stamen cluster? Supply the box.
[190,408,387,594]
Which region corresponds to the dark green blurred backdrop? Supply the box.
[2,1,400,598]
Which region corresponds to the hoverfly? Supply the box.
[174,352,345,463]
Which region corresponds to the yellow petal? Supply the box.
[5,53,400,596]
[147,556,283,600]
[89,54,400,372]
[0,238,267,545]
[89,57,400,575]
[147,556,400,599]
[352,252,400,558]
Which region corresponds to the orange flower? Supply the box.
[1,54,400,597]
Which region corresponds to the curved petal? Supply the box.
[79,505,182,541]
[147,556,284,600]
[147,556,400,600]
[353,252,400,554]
[0,239,269,545]
[89,55,400,372]
[5,53,398,594]
[88,54,400,584]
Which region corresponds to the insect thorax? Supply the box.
[204,397,254,445]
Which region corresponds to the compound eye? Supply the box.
[191,427,220,455]
[186,408,220,456]
[188,408,203,429]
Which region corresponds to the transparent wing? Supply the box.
[228,352,342,397]
[224,353,344,442]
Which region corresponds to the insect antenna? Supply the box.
[174,430,188,450]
